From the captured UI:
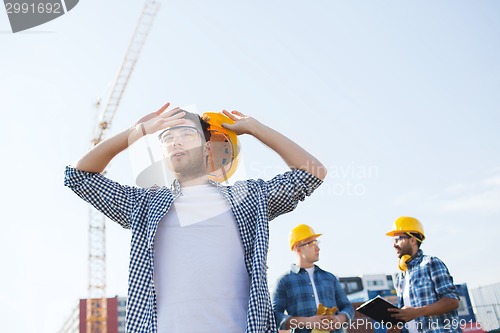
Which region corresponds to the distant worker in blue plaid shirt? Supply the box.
[65,102,327,333]
[272,224,354,332]
[386,216,461,333]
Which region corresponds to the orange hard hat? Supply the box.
[203,112,240,183]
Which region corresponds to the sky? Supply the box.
[1,0,499,332]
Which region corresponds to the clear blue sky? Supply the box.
[1,1,499,332]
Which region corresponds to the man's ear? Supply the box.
[410,237,419,248]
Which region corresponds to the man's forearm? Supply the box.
[390,297,460,322]
[420,297,460,317]
[249,121,327,180]
[74,126,139,173]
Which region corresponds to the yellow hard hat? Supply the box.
[386,216,425,240]
[202,112,240,183]
[289,224,322,250]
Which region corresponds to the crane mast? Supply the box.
[87,2,160,332]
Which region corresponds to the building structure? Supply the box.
[471,283,500,331]
[59,296,126,333]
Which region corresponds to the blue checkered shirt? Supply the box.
[272,264,354,333]
[395,250,461,333]
[64,166,323,333]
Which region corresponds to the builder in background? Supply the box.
[272,224,353,333]
[386,216,460,333]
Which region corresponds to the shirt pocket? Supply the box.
[319,284,336,308]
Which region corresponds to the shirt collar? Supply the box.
[407,249,424,268]
[169,178,220,196]
[170,179,182,196]
[291,263,323,274]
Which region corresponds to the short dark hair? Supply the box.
[171,109,211,141]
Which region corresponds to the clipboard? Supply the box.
[356,295,405,325]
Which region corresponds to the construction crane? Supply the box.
[87,1,160,332]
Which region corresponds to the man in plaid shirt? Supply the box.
[386,217,460,333]
[64,103,327,333]
[272,224,353,332]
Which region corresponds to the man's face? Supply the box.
[160,119,209,176]
[297,237,320,263]
[392,232,413,258]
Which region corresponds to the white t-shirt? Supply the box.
[153,184,250,333]
[305,266,320,307]
[402,272,418,333]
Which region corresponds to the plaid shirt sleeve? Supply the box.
[272,274,292,330]
[265,169,323,221]
[226,169,322,333]
[332,275,354,321]
[64,166,147,229]
[428,256,460,301]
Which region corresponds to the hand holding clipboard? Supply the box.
[356,295,405,325]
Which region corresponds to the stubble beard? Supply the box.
[170,148,208,181]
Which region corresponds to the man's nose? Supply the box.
[171,135,183,145]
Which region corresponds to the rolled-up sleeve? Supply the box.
[334,277,354,321]
[64,166,146,229]
[266,169,323,221]
[430,257,460,300]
